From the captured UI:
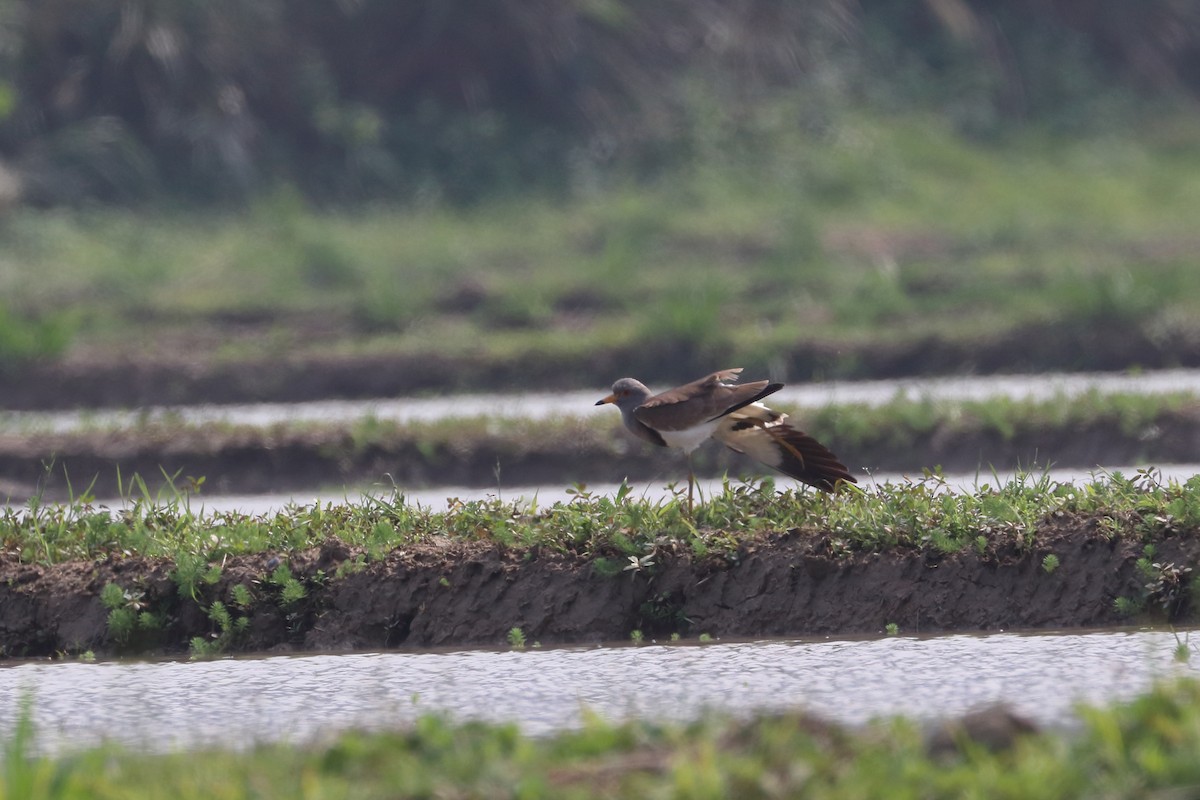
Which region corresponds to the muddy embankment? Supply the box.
[2,517,1197,660]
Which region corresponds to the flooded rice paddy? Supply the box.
[5,369,1200,757]
[6,366,1196,512]
[4,367,1200,435]
[2,628,1196,755]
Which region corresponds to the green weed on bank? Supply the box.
[6,679,1200,798]
[3,469,1200,568]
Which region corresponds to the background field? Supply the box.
[2,1,1200,396]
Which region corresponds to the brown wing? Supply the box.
[714,403,856,492]
[633,368,783,432]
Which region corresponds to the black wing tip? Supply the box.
[714,382,784,421]
[792,461,857,492]
[768,426,856,492]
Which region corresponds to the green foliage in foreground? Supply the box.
[8,678,1200,799]
[5,469,1200,568]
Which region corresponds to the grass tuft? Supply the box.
[507,627,526,650]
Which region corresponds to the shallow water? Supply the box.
[4,367,1200,434]
[2,628,1195,755]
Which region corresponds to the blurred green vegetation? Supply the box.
[9,674,1200,797]
[0,1,1198,380]
[0,0,1198,206]
[2,113,1199,377]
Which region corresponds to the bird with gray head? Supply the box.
[596,368,856,512]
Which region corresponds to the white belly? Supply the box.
[658,419,720,453]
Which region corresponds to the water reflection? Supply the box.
[2,628,1194,755]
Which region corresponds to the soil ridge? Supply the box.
[2,519,1194,660]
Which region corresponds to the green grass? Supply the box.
[8,678,1200,798]
[2,110,1199,377]
[805,389,1200,451]
[5,468,1200,568]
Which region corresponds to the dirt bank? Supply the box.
[1,517,1195,660]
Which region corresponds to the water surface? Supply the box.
[2,628,1194,755]
[5,368,1199,434]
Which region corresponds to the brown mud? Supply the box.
[1,517,1196,660]
[3,319,1198,411]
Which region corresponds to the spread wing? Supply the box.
[713,402,857,492]
[633,368,782,432]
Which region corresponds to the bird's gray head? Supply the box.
[595,377,652,412]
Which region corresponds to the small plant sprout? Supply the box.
[190,600,250,659]
[1144,561,1193,615]
[630,629,644,644]
[1114,596,1143,617]
[670,632,681,643]
[1170,629,1193,662]
[624,553,655,574]
[231,583,253,610]
[101,582,159,648]
[171,553,222,602]
[698,633,713,643]
[100,581,130,611]
[269,563,307,607]
[507,627,526,649]
[1042,554,1060,574]
[885,623,899,636]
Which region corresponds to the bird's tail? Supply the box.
[713,403,856,492]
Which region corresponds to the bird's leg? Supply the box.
[687,452,695,515]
